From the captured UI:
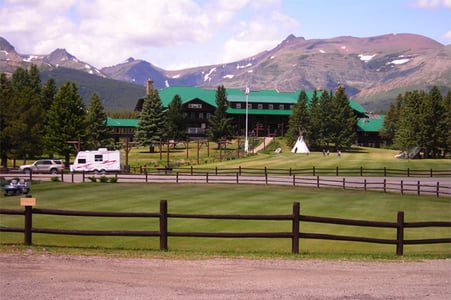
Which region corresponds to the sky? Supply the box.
[0,0,450,70]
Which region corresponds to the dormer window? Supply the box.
[188,103,202,109]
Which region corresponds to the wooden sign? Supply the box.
[20,197,36,206]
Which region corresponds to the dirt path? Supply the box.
[0,252,449,299]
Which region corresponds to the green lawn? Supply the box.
[1,182,450,257]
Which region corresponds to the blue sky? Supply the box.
[0,0,449,70]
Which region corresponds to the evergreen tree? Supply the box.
[381,93,403,145]
[45,81,86,165]
[166,94,188,145]
[419,86,445,158]
[206,85,234,145]
[7,66,45,162]
[307,90,322,149]
[85,93,111,149]
[329,86,356,150]
[317,90,333,148]
[286,90,309,147]
[41,77,57,111]
[395,90,422,151]
[0,73,13,168]
[443,90,451,157]
[134,88,167,152]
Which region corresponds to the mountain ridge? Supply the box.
[1,33,450,112]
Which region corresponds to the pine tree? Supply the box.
[85,93,111,149]
[381,93,403,145]
[166,94,188,144]
[317,90,333,148]
[134,88,167,152]
[45,81,86,165]
[286,90,309,147]
[0,73,13,168]
[443,90,451,157]
[329,86,356,150]
[307,90,322,149]
[396,90,422,151]
[206,85,234,145]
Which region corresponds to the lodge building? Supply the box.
[107,81,385,147]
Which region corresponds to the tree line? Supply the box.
[381,86,450,158]
[285,86,357,151]
[0,65,111,167]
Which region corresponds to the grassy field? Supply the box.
[1,182,450,258]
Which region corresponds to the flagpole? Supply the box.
[244,86,249,152]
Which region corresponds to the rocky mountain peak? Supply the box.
[0,36,16,52]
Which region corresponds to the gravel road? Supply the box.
[0,252,450,299]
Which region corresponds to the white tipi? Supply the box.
[291,136,310,154]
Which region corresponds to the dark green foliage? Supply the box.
[286,90,309,147]
[380,94,403,144]
[1,66,45,164]
[134,88,167,152]
[45,81,86,165]
[287,88,356,151]
[393,86,450,157]
[166,94,188,142]
[207,85,235,144]
[85,93,112,149]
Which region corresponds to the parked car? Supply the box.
[19,159,65,174]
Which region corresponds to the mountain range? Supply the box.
[1,33,450,112]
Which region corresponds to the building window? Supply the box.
[206,113,211,119]
[247,103,252,109]
[258,104,263,109]
[279,104,284,110]
[236,103,241,109]
[268,104,274,110]
[290,104,294,110]
[94,155,103,162]
[199,112,204,119]
[188,103,202,109]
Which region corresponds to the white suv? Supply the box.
[19,159,65,174]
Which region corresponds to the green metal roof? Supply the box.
[357,115,385,132]
[228,108,293,115]
[159,86,366,113]
[106,117,139,127]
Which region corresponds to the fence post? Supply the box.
[436,182,439,198]
[364,179,367,191]
[317,176,320,188]
[239,166,242,176]
[71,172,74,183]
[236,173,239,184]
[289,168,292,176]
[23,194,33,245]
[384,167,386,177]
[191,166,193,176]
[396,211,404,256]
[176,172,179,183]
[430,168,433,177]
[265,172,268,185]
[206,172,209,183]
[292,202,300,254]
[342,178,345,189]
[360,166,363,176]
[384,179,386,192]
[336,166,339,176]
[61,170,64,182]
[417,180,420,196]
[145,171,148,183]
[82,170,86,183]
[160,200,168,251]
[407,168,410,177]
[313,166,316,176]
[292,175,296,187]
[401,180,404,195]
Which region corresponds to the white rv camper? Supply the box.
[70,148,121,172]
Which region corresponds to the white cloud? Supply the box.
[414,0,451,8]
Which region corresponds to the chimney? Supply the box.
[146,79,154,95]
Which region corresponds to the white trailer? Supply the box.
[70,148,121,173]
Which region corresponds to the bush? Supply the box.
[50,176,60,182]
[99,176,109,183]
[108,177,118,183]
[88,176,97,182]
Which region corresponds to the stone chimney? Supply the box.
[146,79,154,95]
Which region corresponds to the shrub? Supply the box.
[99,176,109,183]
[50,176,60,182]
[88,176,97,182]
[108,177,118,183]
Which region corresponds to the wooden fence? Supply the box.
[1,200,450,256]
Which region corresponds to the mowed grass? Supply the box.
[1,182,450,257]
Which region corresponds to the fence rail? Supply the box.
[1,200,450,256]
[1,173,450,197]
